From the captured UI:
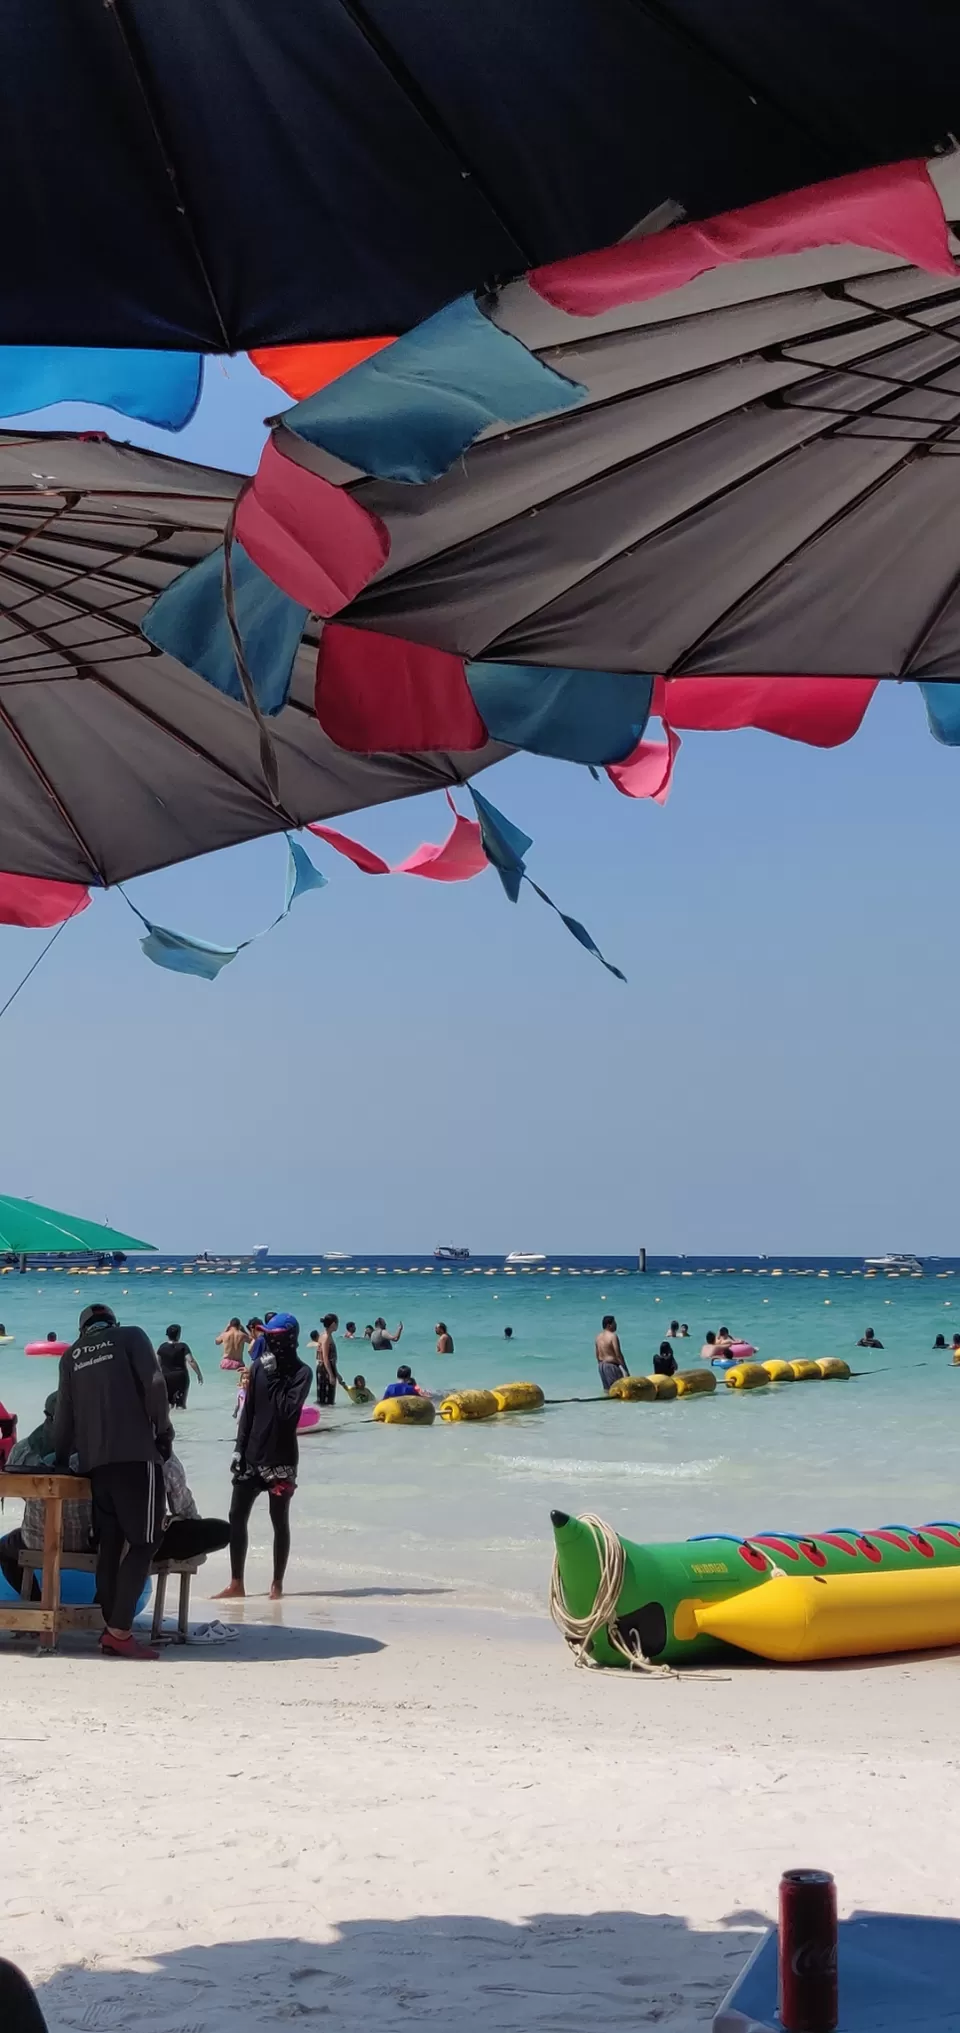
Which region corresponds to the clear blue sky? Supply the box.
[1,364,955,1256]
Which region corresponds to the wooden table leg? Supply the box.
[39,1497,63,1651]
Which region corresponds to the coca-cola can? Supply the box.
[777,1868,838,2033]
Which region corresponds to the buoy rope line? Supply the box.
[549,1513,730,1680]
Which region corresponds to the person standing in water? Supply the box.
[370,1317,403,1351]
[595,1316,628,1392]
[435,1322,454,1354]
[858,1327,883,1349]
[216,1318,248,1367]
[315,1315,340,1405]
[157,1325,203,1409]
[653,1340,677,1377]
[54,1303,171,1661]
[215,1313,311,1601]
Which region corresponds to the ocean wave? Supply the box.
[499,1454,723,1481]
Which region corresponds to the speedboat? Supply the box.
[435,1244,470,1260]
[863,1252,923,1273]
[505,1250,546,1265]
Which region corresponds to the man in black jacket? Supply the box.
[54,1303,172,1660]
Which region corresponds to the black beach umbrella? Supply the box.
[0,432,504,886]
[4,1,960,350]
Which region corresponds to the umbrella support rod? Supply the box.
[0,895,85,1029]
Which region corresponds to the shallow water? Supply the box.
[2,1260,959,1614]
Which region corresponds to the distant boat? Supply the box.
[505,1250,546,1265]
[435,1244,470,1260]
[864,1252,923,1273]
[193,1244,269,1268]
[323,1250,348,1260]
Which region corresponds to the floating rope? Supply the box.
[548,1512,675,1676]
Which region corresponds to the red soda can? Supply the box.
[778,1869,838,2033]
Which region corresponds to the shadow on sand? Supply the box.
[16,1911,960,2033]
[19,1911,764,2033]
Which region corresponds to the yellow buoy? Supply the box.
[646,1373,678,1400]
[490,1381,545,1412]
[608,1374,657,1400]
[674,1368,717,1396]
[695,1567,960,1662]
[815,1358,851,1380]
[789,1359,823,1381]
[373,1395,435,1424]
[761,1359,795,1383]
[439,1388,499,1422]
[724,1362,769,1389]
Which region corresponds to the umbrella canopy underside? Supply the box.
[0,434,506,886]
[297,159,960,682]
[3,2,960,349]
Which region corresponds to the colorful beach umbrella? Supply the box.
[0,431,505,889]
[148,150,960,801]
[2,4,960,353]
[0,1195,153,1255]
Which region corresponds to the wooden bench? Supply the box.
[0,1472,98,1648]
[17,1549,203,1644]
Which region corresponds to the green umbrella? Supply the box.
[0,1195,154,1255]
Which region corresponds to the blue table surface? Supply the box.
[718,1916,960,2032]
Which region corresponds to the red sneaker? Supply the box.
[100,1631,159,1661]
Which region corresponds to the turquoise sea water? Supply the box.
[1,1260,959,1613]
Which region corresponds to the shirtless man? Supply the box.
[435,1322,454,1355]
[216,1318,248,1366]
[595,1315,628,1392]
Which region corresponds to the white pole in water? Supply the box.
[638,1247,647,1273]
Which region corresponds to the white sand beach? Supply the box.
[4,1593,960,2033]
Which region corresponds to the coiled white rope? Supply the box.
[549,1512,675,1675]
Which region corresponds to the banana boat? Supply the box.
[550,1510,960,1666]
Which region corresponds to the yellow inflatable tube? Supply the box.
[762,1359,795,1383]
[373,1394,436,1424]
[816,1358,851,1379]
[695,1566,960,1662]
[790,1359,823,1381]
[491,1381,544,1412]
[674,1368,716,1396]
[724,1362,769,1390]
[439,1388,499,1422]
[608,1375,657,1400]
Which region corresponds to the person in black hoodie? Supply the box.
[54,1302,172,1660]
[214,1312,310,1602]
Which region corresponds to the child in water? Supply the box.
[346,1375,375,1405]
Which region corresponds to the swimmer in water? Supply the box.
[653,1340,677,1377]
[857,1327,883,1349]
[435,1322,454,1354]
[348,1374,374,1404]
[934,1333,949,1350]
[504,1326,513,1339]
[370,1317,403,1351]
[343,1322,357,1341]
[700,1331,718,1360]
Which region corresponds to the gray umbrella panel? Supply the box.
[300,183,960,682]
[0,434,507,886]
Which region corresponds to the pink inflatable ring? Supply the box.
[25,1340,69,1356]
